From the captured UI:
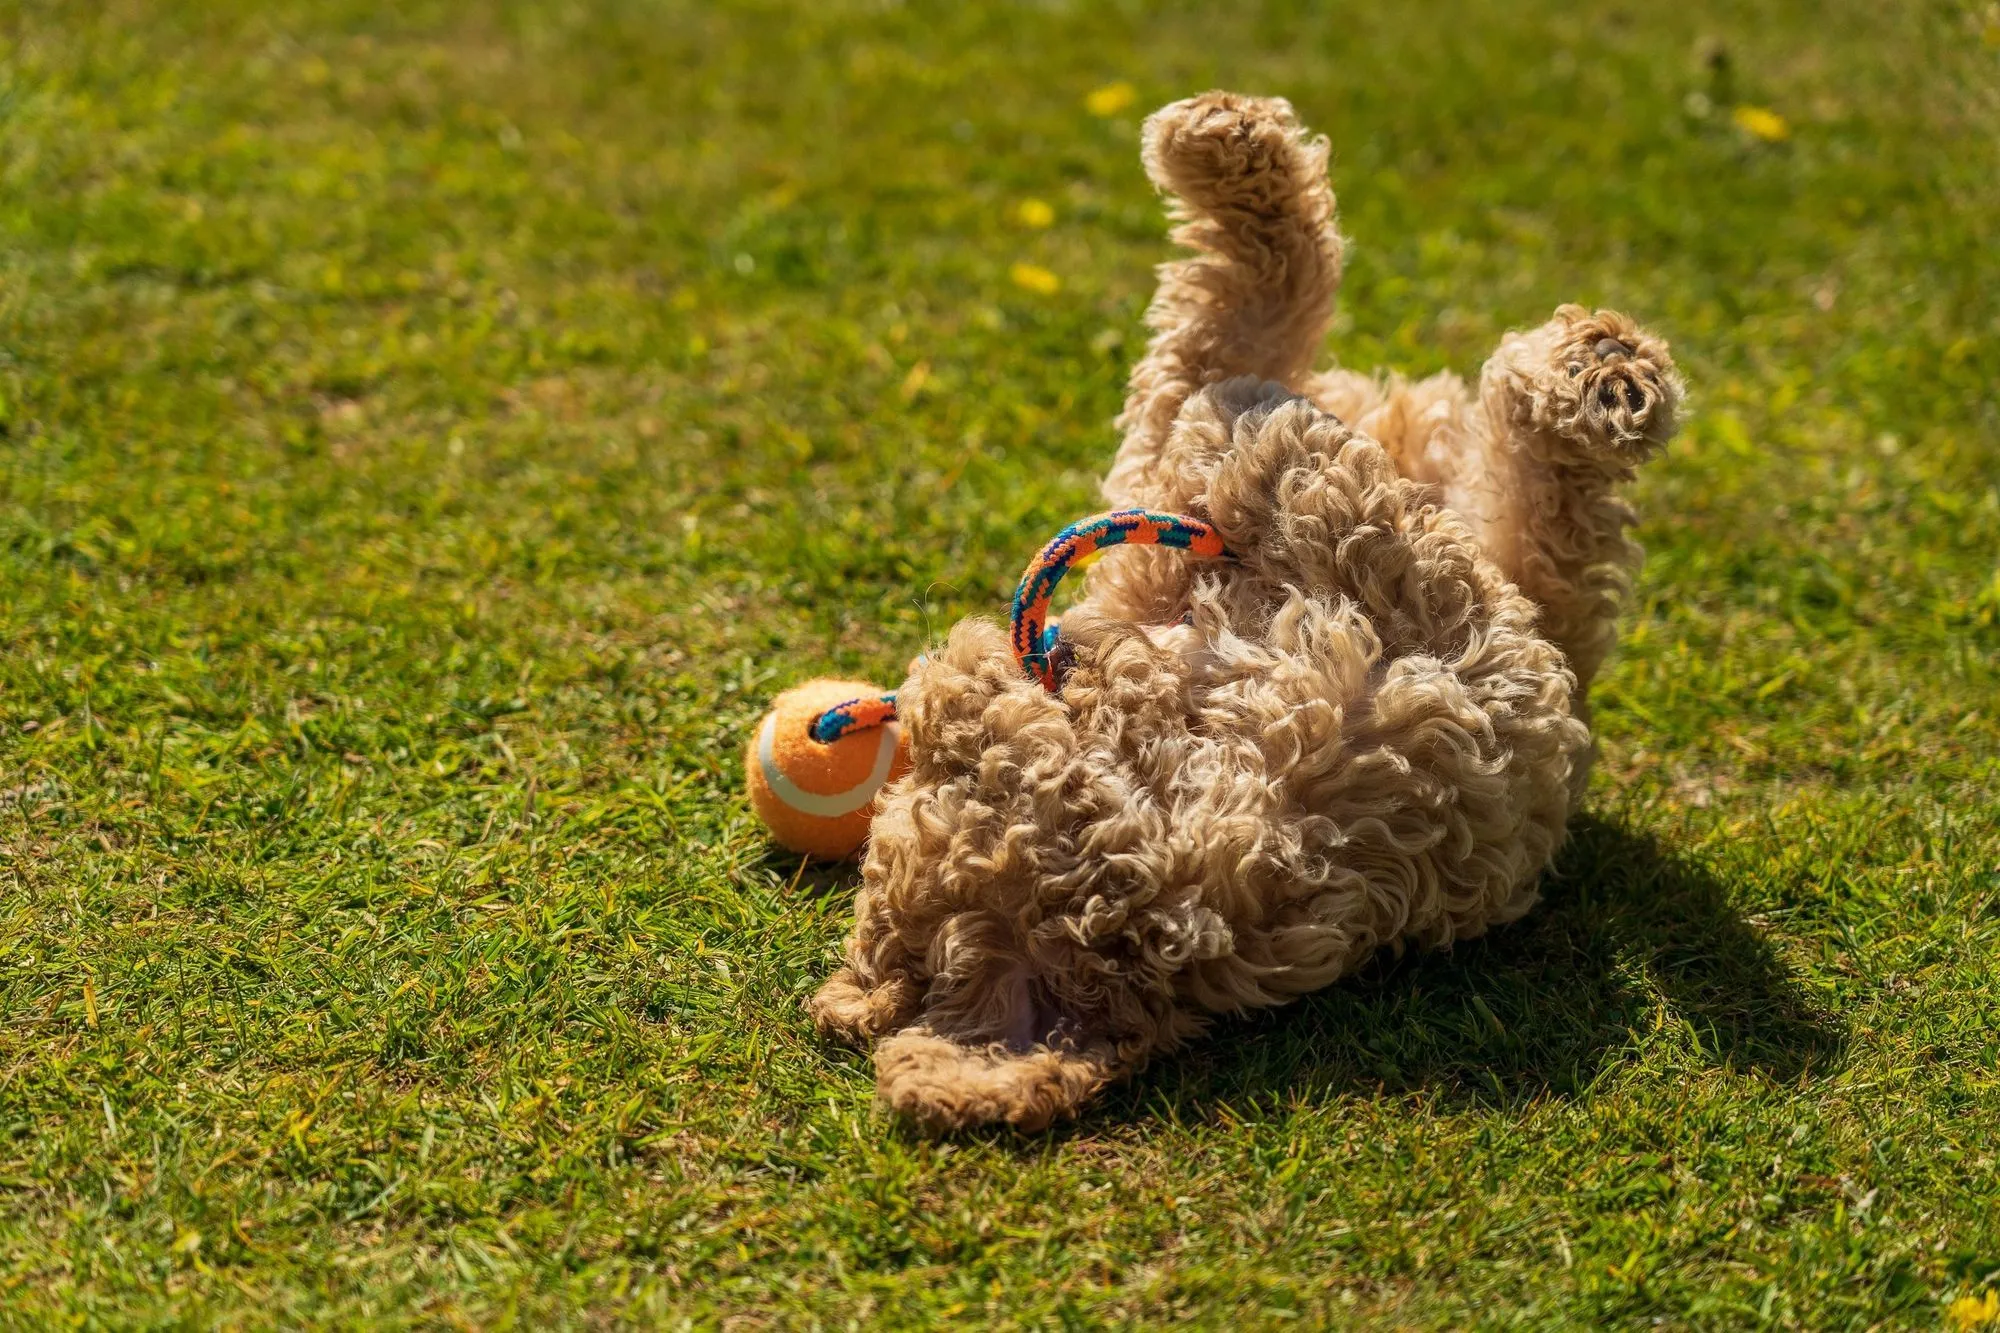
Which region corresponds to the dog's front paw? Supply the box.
[1512,304,1685,462]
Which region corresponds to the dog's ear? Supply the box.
[858,910,1141,1133]
[896,617,1059,776]
[870,1025,1127,1133]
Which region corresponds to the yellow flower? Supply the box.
[1950,1291,2000,1329]
[1009,262,1061,296]
[1085,81,1137,117]
[1013,198,1056,229]
[1731,104,1791,142]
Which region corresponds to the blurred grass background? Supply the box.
[1,0,1997,1326]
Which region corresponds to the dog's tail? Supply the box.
[1104,92,1344,504]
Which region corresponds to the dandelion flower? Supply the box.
[1014,198,1056,229]
[1950,1291,2000,1329]
[1009,262,1061,296]
[1732,104,1791,142]
[1085,81,1137,117]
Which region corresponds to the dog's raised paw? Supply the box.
[1141,91,1316,212]
[1540,304,1684,459]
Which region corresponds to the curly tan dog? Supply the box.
[811,92,1683,1130]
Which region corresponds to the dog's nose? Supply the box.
[1045,635,1078,690]
[1594,337,1633,361]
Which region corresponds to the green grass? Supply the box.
[1,0,1997,1326]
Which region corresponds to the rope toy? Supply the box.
[746,509,1231,860]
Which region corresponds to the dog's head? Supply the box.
[849,605,1213,1128]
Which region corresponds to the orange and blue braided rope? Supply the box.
[805,509,1232,743]
[805,692,900,745]
[1009,508,1229,689]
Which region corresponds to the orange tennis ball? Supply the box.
[745,678,910,861]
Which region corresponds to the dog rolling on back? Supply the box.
[811,92,1683,1130]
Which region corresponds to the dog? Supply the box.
[810,92,1683,1130]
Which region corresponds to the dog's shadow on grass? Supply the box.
[1102,814,1846,1124]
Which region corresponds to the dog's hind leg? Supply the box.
[1469,305,1684,702]
[1101,91,1345,512]
[1091,92,1345,626]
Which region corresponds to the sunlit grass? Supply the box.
[1,0,1996,1325]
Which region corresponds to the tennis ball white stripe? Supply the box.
[756,713,900,818]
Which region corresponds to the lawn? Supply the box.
[2,0,1997,1326]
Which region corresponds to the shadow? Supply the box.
[1089,814,1847,1126]
[761,850,864,904]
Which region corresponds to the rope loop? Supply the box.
[804,508,1232,742]
[806,692,900,745]
[1008,509,1230,690]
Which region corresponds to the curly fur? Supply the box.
[810,92,1684,1130]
